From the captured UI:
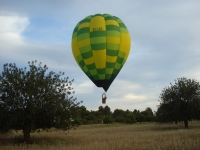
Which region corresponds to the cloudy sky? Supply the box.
[0,0,200,112]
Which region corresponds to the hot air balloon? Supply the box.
[71,14,131,103]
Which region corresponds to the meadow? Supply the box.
[0,122,200,150]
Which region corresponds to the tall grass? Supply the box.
[0,122,200,150]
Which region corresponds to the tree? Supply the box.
[98,106,104,115]
[133,109,138,114]
[125,114,136,124]
[0,61,81,143]
[136,113,146,123]
[141,107,154,122]
[113,109,125,123]
[144,107,153,116]
[156,77,200,128]
[98,105,112,124]
[146,115,154,122]
[98,105,111,116]
[98,106,104,123]
[104,105,112,116]
[103,115,113,125]
[78,106,89,119]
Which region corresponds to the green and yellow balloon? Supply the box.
[72,14,131,92]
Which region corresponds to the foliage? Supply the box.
[146,115,154,122]
[0,61,80,143]
[70,105,156,125]
[113,109,125,123]
[156,77,200,128]
[103,116,113,125]
[135,113,146,123]
[141,107,153,116]
[125,114,136,124]
[86,111,102,124]
[98,105,111,116]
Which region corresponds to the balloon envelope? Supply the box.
[72,14,131,91]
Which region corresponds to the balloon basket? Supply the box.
[102,98,106,104]
[102,93,107,104]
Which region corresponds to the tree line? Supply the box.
[1,61,200,143]
[71,105,155,126]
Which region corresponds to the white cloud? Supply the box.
[0,15,30,65]
[108,79,142,95]
[73,80,95,94]
[124,94,147,101]
[0,15,79,74]
[0,16,29,47]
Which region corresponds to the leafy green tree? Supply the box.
[141,107,154,122]
[145,107,153,116]
[0,61,80,143]
[104,105,112,116]
[125,114,136,124]
[86,112,96,123]
[92,111,103,124]
[136,113,146,123]
[72,117,82,127]
[98,105,112,116]
[125,109,131,114]
[98,106,104,123]
[113,109,124,118]
[78,106,89,119]
[103,115,113,125]
[146,115,154,122]
[98,106,104,114]
[156,77,200,128]
[133,109,138,114]
[98,105,112,123]
[86,111,102,124]
[113,109,125,123]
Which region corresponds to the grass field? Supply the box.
[0,122,200,150]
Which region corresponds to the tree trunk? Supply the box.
[184,119,188,129]
[23,126,32,144]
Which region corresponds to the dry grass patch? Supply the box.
[0,122,200,150]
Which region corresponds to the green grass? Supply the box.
[0,122,200,150]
